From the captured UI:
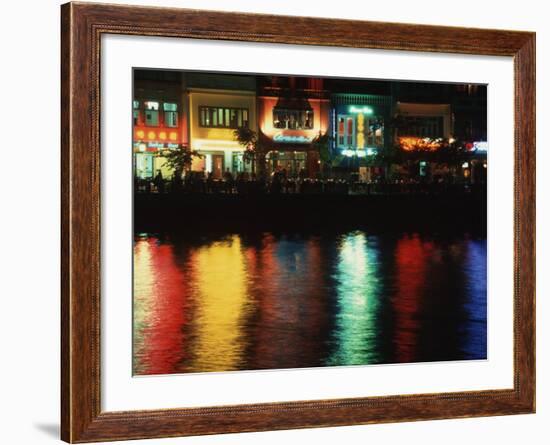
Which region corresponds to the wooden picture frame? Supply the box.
[61,2,535,442]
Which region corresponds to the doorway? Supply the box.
[212,154,224,179]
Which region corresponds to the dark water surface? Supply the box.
[133,230,486,375]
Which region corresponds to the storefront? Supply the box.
[330,94,392,179]
[133,101,186,180]
[132,88,187,181]
[189,144,249,179]
[133,142,181,180]
[265,150,308,177]
[258,95,329,178]
[188,88,257,178]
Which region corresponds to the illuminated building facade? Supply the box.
[188,73,257,178]
[394,102,450,180]
[395,102,452,140]
[393,83,487,183]
[330,94,393,180]
[395,100,486,183]
[132,71,487,185]
[451,84,487,184]
[133,70,188,180]
[394,82,487,143]
[258,76,330,178]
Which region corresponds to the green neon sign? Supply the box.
[349,105,374,114]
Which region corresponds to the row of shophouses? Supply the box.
[133,71,487,183]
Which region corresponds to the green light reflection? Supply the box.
[327,231,381,366]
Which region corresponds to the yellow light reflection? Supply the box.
[188,236,251,372]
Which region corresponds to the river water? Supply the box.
[133,230,486,375]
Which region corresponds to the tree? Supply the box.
[311,131,333,175]
[373,142,404,166]
[161,145,202,178]
[360,114,407,179]
[379,113,475,180]
[233,127,269,174]
[432,138,473,180]
[387,137,473,181]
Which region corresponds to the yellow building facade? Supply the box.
[188,88,257,178]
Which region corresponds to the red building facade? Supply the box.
[257,76,330,178]
[133,71,188,180]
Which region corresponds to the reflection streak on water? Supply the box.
[133,231,487,375]
[241,235,328,370]
[393,235,431,363]
[133,239,188,375]
[328,232,381,366]
[187,235,251,372]
[461,239,488,359]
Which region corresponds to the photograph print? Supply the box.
[132,69,487,376]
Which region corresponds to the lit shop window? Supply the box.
[199,107,249,129]
[366,118,384,146]
[337,115,355,147]
[347,117,354,145]
[163,103,178,128]
[273,109,313,130]
[144,101,159,126]
[133,100,140,126]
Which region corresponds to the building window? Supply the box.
[163,102,178,127]
[337,115,355,148]
[400,116,444,138]
[199,106,249,129]
[346,117,353,145]
[144,101,159,126]
[366,118,384,147]
[337,114,385,148]
[133,100,140,126]
[273,109,314,130]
